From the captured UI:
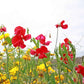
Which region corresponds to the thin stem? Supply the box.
[54,28,59,51]
[3,32,9,78]
[43,59,49,82]
[19,47,20,71]
[17,47,20,83]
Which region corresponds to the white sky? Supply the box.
[0,0,84,57]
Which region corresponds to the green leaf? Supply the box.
[37,40,40,48]
[50,73,56,84]
[62,45,74,68]
[5,37,12,46]
[69,42,76,64]
[58,59,72,71]
[66,74,75,84]
[27,28,29,34]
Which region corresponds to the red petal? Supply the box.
[61,24,68,29]
[44,41,51,46]
[30,49,36,55]
[14,26,26,36]
[23,34,31,41]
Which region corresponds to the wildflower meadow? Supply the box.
[0,20,84,84]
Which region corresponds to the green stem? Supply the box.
[17,47,20,83]
[5,45,9,78]
[54,28,58,52]
[19,47,20,71]
[3,32,9,78]
[43,59,49,82]
[58,64,61,84]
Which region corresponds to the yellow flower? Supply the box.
[56,80,59,84]
[0,52,4,56]
[0,77,1,82]
[10,76,17,82]
[37,64,46,72]
[1,63,5,67]
[48,66,55,73]
[3,48,6,51]
[8,49,12,52]
[46,61,51,66]
[2,75,6,80]
[33,46,37,49]
[5,79,10,84]
[4,33,10,38]
[65,67,71,72]
[9,67,18,75]
[26,48,31,54]
[60,75,64,81]
[14,61,19,65]
[0,35,4,40]
[68,80,71,83]
[50,53,55,56]
[23,54,31,60]
[1,41,8,46]
[0,72,2,76]
[55,75,59,80]
[0,56,2,60]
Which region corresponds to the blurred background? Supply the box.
[0,0,84,57]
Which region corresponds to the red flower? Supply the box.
[55,20,68,29]
[30,49,36,55]
[73,78,76,82]
[12,35,26,48]
[12,26,31,48]
[60,38,73,64]
[35,34,51,46]
[60,52,73,64]
[61,43,69,51]
[14,26,25,36]
[64,38,71,45]
[0,27,6,32]
[60,54,68,64]
[75,65,84,77]
[44,41,51,46]
[30,46,49,59]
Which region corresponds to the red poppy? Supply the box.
[75,65,84,77]
[30,46,49,59]
[60,38,73,64]
[14,26,25,36]
[55,20,68,29]
[35,34,51,46]
[64,38,71,45]
[0,27,6,32]
[60,52,73,64]
[12,26,31,48]
[61,43,69,51]
[30,49,36,55]
[12,35,26,48]
[60,54,68,64]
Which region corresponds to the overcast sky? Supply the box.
[0,0,84,57]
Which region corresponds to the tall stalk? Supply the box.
[54,28,59,52]
[18,47,20,71]
[3,32,9,78]
[17,47,21,83]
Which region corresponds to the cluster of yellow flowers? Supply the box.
[0,33,10,40]
[9,67,19,82]
[0,73,10,84]
[23,54,31,60]
[37,62,55,73]
[55,75,64,83]
[9,67,19,76]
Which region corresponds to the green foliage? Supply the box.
[5,37,12,46]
